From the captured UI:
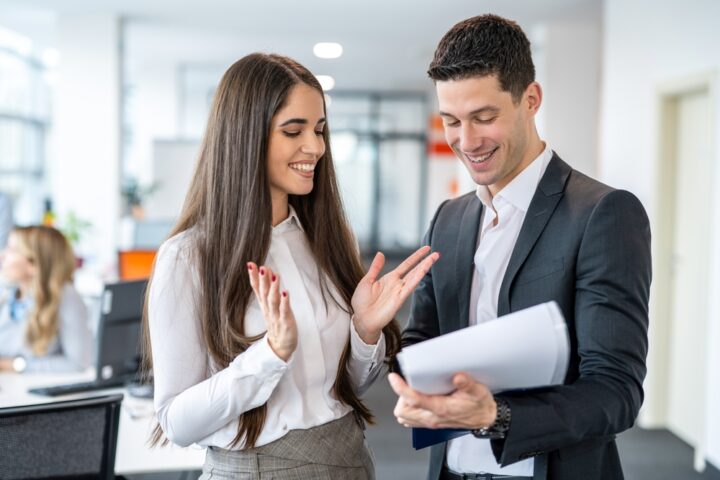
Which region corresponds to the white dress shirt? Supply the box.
[447,144,553,476]
[149,207,386,449]
[0,283,92,372]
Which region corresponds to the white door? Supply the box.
[666,88,712,457]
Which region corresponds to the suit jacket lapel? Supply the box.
[454,195,482,332]
[498,154,571,316]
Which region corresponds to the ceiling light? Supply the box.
[313,42,343,59]
[316,75,335,91]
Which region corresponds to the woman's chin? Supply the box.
[288,183,314,196]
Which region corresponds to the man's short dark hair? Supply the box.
[428,14,535,103]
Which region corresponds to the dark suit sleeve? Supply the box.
[491,190,651,466]
[402,200,450,348]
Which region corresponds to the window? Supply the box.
[328,92,429,255]
[0,32,51,215]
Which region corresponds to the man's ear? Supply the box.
[524,82,543,115]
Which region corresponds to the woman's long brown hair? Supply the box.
[142,53,401,448]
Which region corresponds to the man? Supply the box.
[388,14,651,480]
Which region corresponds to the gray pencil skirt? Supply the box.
[198,412,375,480]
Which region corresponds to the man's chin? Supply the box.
[468,171,497,188]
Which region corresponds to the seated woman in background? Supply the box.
[0,225,92,373]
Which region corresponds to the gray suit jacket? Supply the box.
[403,154,651,480]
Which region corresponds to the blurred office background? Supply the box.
[1,0,719,478]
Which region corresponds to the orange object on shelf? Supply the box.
[427,114,455,156]
[42,199,55,226]
[118,250,157,280]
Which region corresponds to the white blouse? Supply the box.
[149,208,386,449]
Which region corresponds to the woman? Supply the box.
[0,226,92,373]
[146,53,438,479]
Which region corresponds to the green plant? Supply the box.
[121,177,160,208]
[60,211,92,246]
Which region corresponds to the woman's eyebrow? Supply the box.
[279,117,326,127]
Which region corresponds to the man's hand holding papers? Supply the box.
[389,371,497,431]
[388,301,569,448]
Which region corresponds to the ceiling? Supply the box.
[1,0,602,90]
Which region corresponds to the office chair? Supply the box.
[0,394,123,480]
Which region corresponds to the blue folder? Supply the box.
[412,427,471,449]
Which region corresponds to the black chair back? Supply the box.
[0,394,123,480]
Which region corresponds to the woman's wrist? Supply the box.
[352,316,381,345]
[267,337,294,362]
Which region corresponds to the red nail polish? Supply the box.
[272,274,277,282]
[282,291,287,298]
[259,267,265,275]
[247,263,253,270]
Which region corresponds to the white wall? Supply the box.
[541,20,601,177]
[601,0,720,468]
[49,14,121,273]
[124,59,178,186]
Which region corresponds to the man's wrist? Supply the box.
[472,397,511,439]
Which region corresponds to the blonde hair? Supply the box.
[13,226,76,355]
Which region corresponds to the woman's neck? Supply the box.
[271,193,290,227]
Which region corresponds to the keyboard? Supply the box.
[29,378,129,397]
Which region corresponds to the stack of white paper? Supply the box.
[397,301,570,395]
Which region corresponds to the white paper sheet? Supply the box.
[397,301,570,395]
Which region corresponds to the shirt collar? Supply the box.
[272,205,304,235]
[475,143,553,214]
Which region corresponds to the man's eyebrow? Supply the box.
[439,106,500,118]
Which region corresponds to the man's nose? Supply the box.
[459,123,479,153]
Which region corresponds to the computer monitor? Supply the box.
[95,279,147,383]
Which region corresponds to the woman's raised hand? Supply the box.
[247,263,298,362]
[351,246,440,344]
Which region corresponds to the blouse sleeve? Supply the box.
[347,320,386,396]
[149,237,289,447]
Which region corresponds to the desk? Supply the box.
[0,371,206,475]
